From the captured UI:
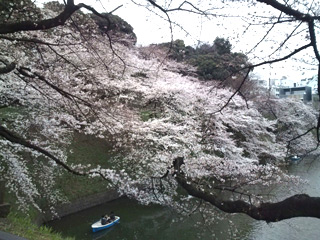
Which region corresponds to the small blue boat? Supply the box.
[91,216,120,233]
[290,155,301,161]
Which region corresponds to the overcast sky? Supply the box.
[38,0,318,82]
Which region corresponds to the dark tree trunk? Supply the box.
[173,157,320,222]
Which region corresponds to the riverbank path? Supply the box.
[0,231,27,240]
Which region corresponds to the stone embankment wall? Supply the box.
[38,189,119,225]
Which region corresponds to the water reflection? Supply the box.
[47,157,320,240]
[248,157,320,240]
[47,197,253,240]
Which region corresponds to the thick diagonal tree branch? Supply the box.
[0,0,110,35]
[256,0,310,21]
[0,124,85,176]
[0,124,114,183]
[16,67,92,107]
[251,43,312,68]
[0,0,80,34]
[173,158,320,222]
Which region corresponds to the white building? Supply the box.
[305,76,318,94]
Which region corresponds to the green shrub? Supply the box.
[0,213,74,240]
[91,12,137,41]
[157,37,249,81]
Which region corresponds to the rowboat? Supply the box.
[290,155,301,161]
[91,216,120,233]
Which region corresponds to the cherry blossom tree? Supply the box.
[0,0,320,223]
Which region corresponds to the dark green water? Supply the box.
[47,158,320,240]
[47,197,253,240]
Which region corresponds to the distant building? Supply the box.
[305,76,318,94]
[272,87,280,97]
[270,78,292,97]
[250,78,269,89]
[279,86,312,102]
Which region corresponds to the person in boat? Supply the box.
[105,212,115,223]
[104,214,111,223]
[101,215,107,225]
[109,211,115,221]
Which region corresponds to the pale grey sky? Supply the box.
[38,0,318,82]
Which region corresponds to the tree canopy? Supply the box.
[1,0,320,227]
[157,38,249,81]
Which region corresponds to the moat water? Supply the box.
[47,157,320,240]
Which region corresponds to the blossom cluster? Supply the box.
[0,2,318,212]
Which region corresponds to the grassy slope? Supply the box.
[0,214,74,240]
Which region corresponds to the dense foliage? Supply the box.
[158,38,249,81]
[1,0,320,225]
[91,12,137,46]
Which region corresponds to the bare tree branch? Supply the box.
[0,0,81,34]
[0,0,114,35]
[257,0,310,21]
[173,158,320,222]
[246,12,283,55]
[214,67,252,113]
[268,21,303,57]
[286,127,316,155]
[16,67,92,107]
[252,43,312,68]
[0,124,85,176]
[0,124,114,183]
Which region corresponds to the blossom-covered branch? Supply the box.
[176,170,320,221]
